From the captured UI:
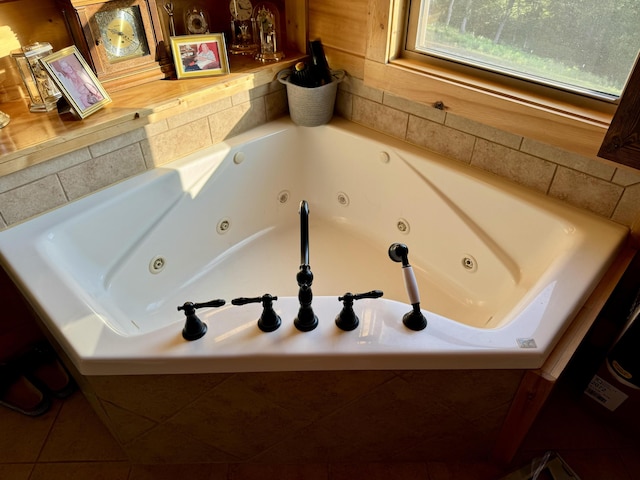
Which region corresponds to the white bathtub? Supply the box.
[0,118,627,375]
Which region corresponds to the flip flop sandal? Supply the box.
[0,362,51,416]
[19,342,76,399]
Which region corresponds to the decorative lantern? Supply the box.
[11,42,61,112]
[0,110,9,128]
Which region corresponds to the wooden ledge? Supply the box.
[0,53,304,178]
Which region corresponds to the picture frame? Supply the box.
[170,34,230,79]
[39,46,111,119]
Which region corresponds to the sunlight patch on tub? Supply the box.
[214,320,257,343]
[358,309,385,344]
[176,144,231,198]
[62,314,112,354]
[395,152,521,284]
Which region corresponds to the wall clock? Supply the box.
[184,4,210,34]
[56,0,172,92]
[230,0,252,21]
[96,7,149,60]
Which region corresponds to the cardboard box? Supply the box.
[583,360,640,433]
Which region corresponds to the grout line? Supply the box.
[28,397,66,479]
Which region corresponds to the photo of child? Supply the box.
[51,55,104,109]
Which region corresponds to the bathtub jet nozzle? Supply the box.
[388,243,427,331]
[178,299,226,341]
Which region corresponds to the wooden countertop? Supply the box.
[0,53,303,178]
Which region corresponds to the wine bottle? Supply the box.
[308,39,332,86]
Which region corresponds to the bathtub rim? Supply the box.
[0,118,629,375]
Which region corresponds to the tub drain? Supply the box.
[149,255,166,274]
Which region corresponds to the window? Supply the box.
[405,0,640,103]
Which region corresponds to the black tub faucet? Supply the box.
[294,200,318,331]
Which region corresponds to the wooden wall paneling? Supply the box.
[284,0,307,53]
[0,0,70,49]
[324,48,365,79]
[308,0,367,54]
[0,0,72,93]
[366,0,391,63]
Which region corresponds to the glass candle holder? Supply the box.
[11,42,61,113]
[253,2,285,62]
[0,110,9,128]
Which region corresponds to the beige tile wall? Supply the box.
[336,76,640,242]
[1,73,639,241]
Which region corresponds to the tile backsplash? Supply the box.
[1,74,639,243]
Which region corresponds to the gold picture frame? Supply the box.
[40,46,111,119]
[170,34,230,79]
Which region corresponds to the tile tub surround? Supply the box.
[0,80,288,227]
[1,74,640,240]
[334,77,640,242]
[74,368,524,464]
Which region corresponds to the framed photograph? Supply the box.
[170,34,230,79]
[40,46,111,119]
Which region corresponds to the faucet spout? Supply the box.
[299,200,310,268]
[297,200,313,287]
[294,200,318,331]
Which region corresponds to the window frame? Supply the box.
[363,0,617,159]
[404,0,623,105]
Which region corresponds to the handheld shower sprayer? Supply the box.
[388,243,427,331]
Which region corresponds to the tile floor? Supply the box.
[1,378,638,480]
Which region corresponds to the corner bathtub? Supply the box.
[0,118,627,375]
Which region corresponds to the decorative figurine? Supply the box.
[164,2,176,37]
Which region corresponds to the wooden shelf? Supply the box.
[0,52,304,177]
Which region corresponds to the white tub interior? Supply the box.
[0,118,627,374]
